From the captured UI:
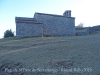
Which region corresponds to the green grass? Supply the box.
[0,31,100,75]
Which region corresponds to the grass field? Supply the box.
[0,31,100,75]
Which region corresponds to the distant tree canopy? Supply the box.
[4,29,14,38]
[77,23,84,28]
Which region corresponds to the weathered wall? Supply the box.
[76,28,89,36]
[34,13,75,36]
[16,17,43,38]
[75,25,100,36]
[88,25,100,34]
[16,22,43,38]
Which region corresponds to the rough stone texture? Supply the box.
[75,28,89,36]
[63,10,71,17]
[88,25,100,34]
[76,31,89,36]
[34,13,75,36]
[16,10,76,37]
[16,17,43,38]
[15,17,37,23]
[75,25,100,36]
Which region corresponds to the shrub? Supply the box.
[4,29,14,38]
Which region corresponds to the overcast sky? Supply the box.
[0,0,100,38]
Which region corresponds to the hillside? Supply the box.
[0,31,100,75]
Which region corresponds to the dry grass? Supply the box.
[0,31,100,75]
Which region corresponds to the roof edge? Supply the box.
[34,12,75,19]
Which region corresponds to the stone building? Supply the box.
[15,10,75,38]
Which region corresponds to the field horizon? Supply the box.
[0,31,100,75]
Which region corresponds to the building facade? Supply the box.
[15,10,75,38]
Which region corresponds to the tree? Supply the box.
[4,29,14,38]
[77,23,84,28]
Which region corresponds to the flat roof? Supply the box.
[15,17,42,24]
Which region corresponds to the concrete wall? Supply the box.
[34,13,75,36]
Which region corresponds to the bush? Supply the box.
[4,29,14,38]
